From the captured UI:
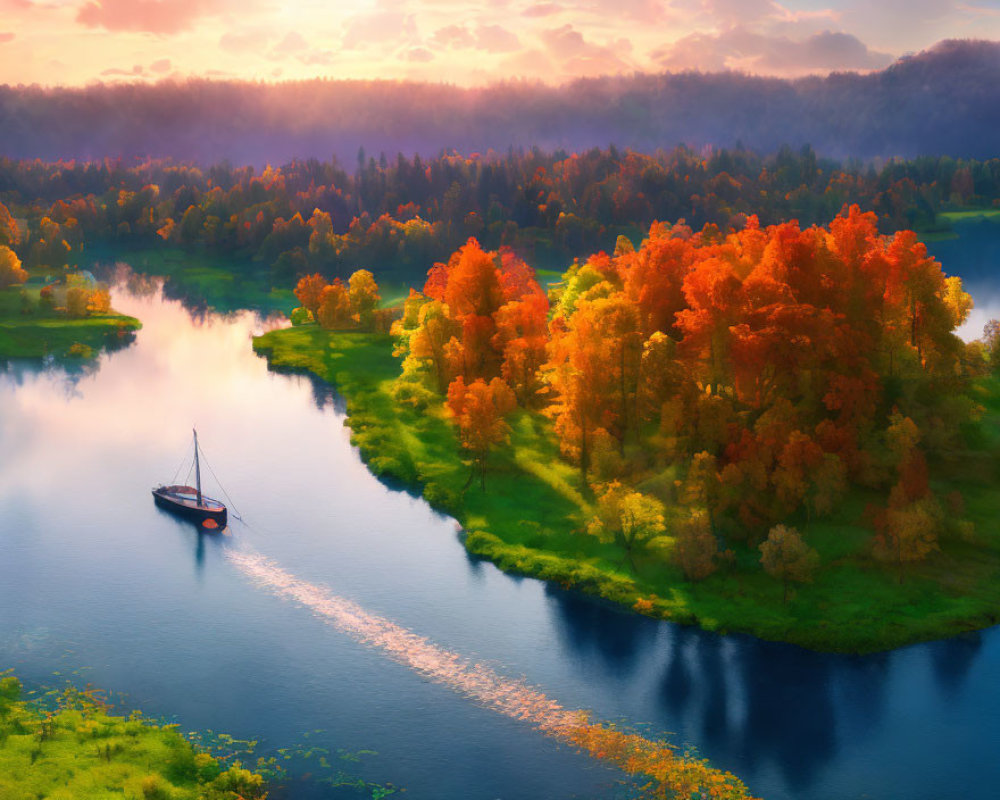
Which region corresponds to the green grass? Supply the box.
[0,674,266,800]
[253,326,1000,653]
[938,208,1000,224]
[0,286,140,361]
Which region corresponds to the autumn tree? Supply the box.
[759,524,819,603]
[672,509,719,581]
[316,280,352,330]
[65,286,90,317]
[348,269,380,330]
[87,288,112,314]
[294,273,328,318]
[587,482,666,567]
[400,296,461,392]
[0,246,28,289]
[493,292,549,406]
[0,202,18,249]
[872,497,941,582]
[446,376,517,490]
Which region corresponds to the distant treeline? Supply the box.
[1,39,1000,167]
[2,142,999,284]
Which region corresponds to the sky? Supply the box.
[0,0,997,87]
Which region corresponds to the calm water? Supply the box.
[926,217,1000,339]
[0,259,998,799]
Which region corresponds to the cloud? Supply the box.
[272,31,308,58]
[701,0,781,25]
[653,26,894,75]
[149,58,171,72]
[100,64,145,76]
[523,2,562,16]
[476,24,520,53]
[540,24,633,76]
[429,23,520,54]
[219,28,270,54]
[76,0,235,35]
[300,50,335,66]
[403,47,434,62]
[431,25,476,49]
[342,0,417,50]
[0,32,14,43]
[587,0,670,22]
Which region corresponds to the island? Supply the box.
[255,206,1000,654]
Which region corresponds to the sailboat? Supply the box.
[152,429,228,528]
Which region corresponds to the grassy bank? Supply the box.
[252,325,1000,653]
[0,285,140,361]
[0,673,266,800]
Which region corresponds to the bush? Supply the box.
[289,306,314,326]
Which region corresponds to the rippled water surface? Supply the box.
[1,250,998,799]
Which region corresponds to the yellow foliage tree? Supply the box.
[0,245,28,289]
[348,269,380,330]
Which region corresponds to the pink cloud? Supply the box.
[702,0,780,25]
[0,32,14,43]
[150,58,171,72]
[272,31,308,57]
[100,64,145,76]
[300,51,335,66]
[343,1,417,50]
[219,29,270,53]
[76,0,248,35]
[403,47,434,62]
[540,24,632,76]
[476,24,519,53]
[523,2,563,16]
[653,26,893,75]
[431,25,476,49]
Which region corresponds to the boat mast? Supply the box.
[193,428,203,507]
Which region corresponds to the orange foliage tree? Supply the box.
[446,376,516,490]
[294,273,328,317]
[316,279,352,329]
[0,245,28,289]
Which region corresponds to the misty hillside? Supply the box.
[1,39,998,166]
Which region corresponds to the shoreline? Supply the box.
[252,325,1000,655]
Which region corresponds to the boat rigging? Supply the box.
[152,429,228,529]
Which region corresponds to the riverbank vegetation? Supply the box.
[0,672,267,800]
[256,206,1000,653]
[0,203,139,360]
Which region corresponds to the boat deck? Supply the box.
[154,485,225,510]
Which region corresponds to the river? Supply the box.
[1,234,999,799]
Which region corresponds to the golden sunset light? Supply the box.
[0,0,996,86]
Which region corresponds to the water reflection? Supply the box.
[549,589,657,680]
[929,634,981,701]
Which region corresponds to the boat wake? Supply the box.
[227,549,756,799]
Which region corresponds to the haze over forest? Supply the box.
[2,39,999,167]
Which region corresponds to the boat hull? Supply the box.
[152,486,228,528]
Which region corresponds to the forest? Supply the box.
[2,143,1000,288]
[247,198,1000,651]
[1,40,999,166]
